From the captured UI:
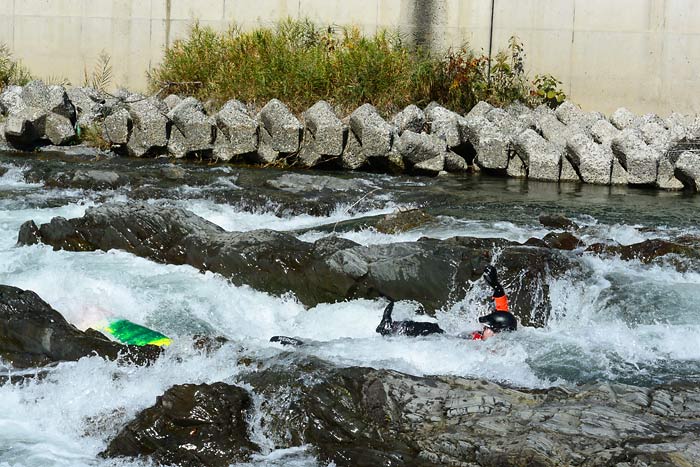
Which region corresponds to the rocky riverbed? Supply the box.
[1,93,700,466]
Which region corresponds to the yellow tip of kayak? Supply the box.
[148,337,173,347]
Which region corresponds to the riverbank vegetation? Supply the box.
[0,44,31,89]
[149,19,566,114]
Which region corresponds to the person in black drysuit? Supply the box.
[375,265,517,339]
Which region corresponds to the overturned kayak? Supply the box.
[100,319,172,347]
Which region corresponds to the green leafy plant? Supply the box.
[531,74,567,108]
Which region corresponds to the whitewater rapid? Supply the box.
[1,163,700,466]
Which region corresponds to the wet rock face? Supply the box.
[0,285,160,368]
[102,383,258,467]
[18,202,577,325]
[587,239,700,263]
[243,357,425,467]
[375,209,436,234]
[240,356,700,467]
[539,213,579,230]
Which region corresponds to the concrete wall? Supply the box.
[1,0,699,116]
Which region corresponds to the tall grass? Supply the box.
[0,44,32,90]
[151,19,565,114]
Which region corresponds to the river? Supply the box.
[1,152,699,466]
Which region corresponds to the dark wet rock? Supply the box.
[586,239,700,263]
[102,383,258,466]
[0,285,160,369]
[524,237,549,248]
[70,170,127,189]
[241,356,700,467]
[310,235,361,257]
[191,335,230,353]
[266,173,372,194]
[257,98,302,153]
[539,213,579,230]
[375,209,436,234]
[20,202,577,323]
[542,231,582,250]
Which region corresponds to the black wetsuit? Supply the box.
[375,301,445,337]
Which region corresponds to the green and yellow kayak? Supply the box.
[100,319,172,347]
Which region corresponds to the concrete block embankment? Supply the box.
[2,81,700,192]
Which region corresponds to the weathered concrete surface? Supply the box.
[5,0,700,115]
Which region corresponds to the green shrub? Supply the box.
[0,44,32,89]
[149,20,566,114]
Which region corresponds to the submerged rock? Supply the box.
[102,383,258,466]
[586,239,700,263]
[375,209,436,234]
[0,285,160,368]
[539,213,579,230]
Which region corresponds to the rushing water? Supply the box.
[1,155,699,466]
